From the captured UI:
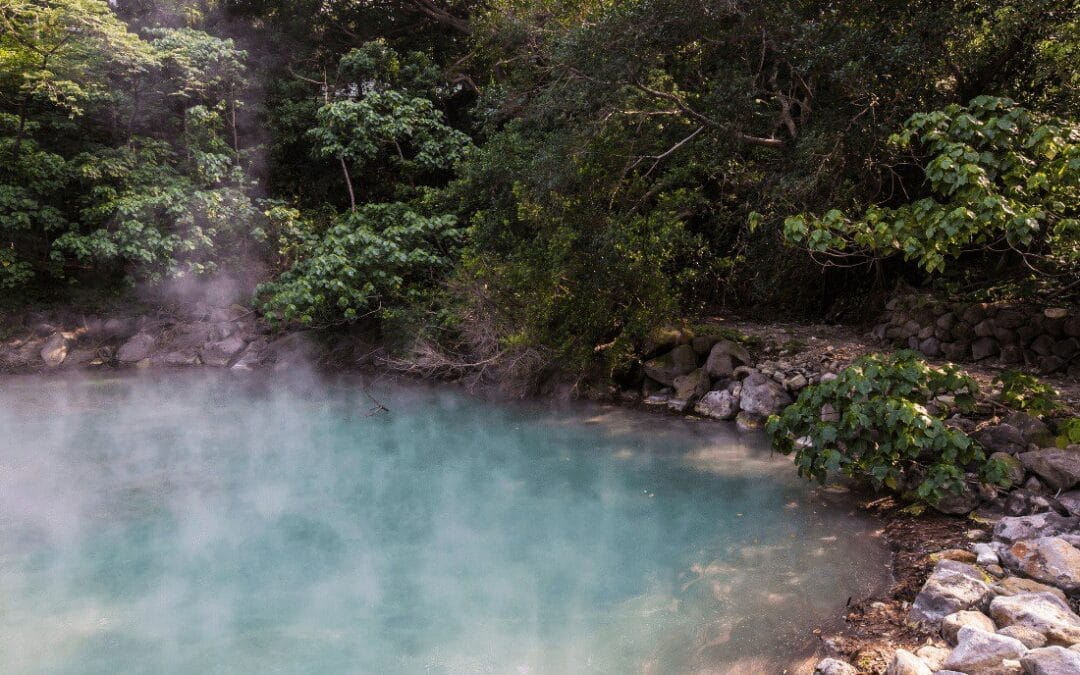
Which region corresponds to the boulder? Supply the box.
[230,340,266,371]
[1057,490,1080,517]
[164,350,200,366]
[989,592,1080,645]
[739,371,793,418]
[1020,646,1080,674]
[1002,537,1080,593]
[994,514,1079,544]
[1004,413,1055,447]
[734,412,762,432]
[992,452,1026,488]
[992,577,1068,603]
[117,332,156,363]
[705,340,751,378]
[694,389,740,420]
[910,559,994,624]
[885,649,933,675]
[972,337,1000,360]
[201,335,247,367]
[997,625,1047,649]
[943,610,997,645]
[673,367,710,401]
[643,389,673,406]
[915,644,951,671]
[102,317,135,339]
[941,625,1028,673]
[40,333,68,367]
[643,344,698,386]
[814,658,858,675]
[975,424,1029,456]
[974,543,1000,567]
[1018,449,1080,491]
[935,482,982,515]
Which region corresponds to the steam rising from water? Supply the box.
[0,373,888,673]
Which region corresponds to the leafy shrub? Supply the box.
[766,350,1007,505]
[255,203,462,327]
[994,370,1060,416]
[1057,418,1080,448]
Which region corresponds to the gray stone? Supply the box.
[643,344,698,386]
[976,424,1030,456]
[976,319,998,337]
[705,340,750,378]
[102,317,134,339]
[993,577,1068,602]
[117,332,156,363]
[989,592,1080,646]
[1004,413,1055,447]
[40,333,68,367]
[164,350,200,366]
[1020,646,1080,674]
[915,644,951,671]
[943,610,997,645]
[643,389,673,406]
[694,389,740,420]
[1031,335,1056,357]
[1057,490,1080,517]
[994,514,1079,544]
[920,336,942,356]
[886,649,933,675]
[201,335,247,367]
[942,625,1028,673]
[738,371,792,418]
[997,625,1047,649]
[1053,338,1079,360]
[910,559,994,624]
[973,337,1000,360]
[1002,537,1080,593]
[992,453,1026,488]
[666,397,692,413]
[673,367,710,401]
[1019,449,1080,491]
[974,542,1000,566]
[814,658,858,675]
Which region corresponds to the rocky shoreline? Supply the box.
[4,303,1080,674]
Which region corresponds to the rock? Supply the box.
[1031,335,1056,357]
[994,514,1079,544]
[942,625,1028,673]
[643,344,698,386]
[102,317,134,339]
[673,367,710,401]
[937,548,979,564]
[643,389,673,406]
[976,424,1029,456]
[989,592,1080,646]
[936,483,982,515]
[997,625,1047,649]
[910,559,994,624]
[920,336,942,356]
[201,335,247,367]
[916,644,952,671]
[1003,537,1080,593]
[1057,491,1080,517]
[164,350,200,366]
[691,335,718,355]
[1018,449,1080,491]
[886,649,933,675]
[117,332,156,363]
[1005,413,1055,447]
[783,373,808,391]
[734,412,762,432]
[1020,646,1080,674]
[992,452,1027,488]
[40,333,68,367]
[943,341,971,361]
[666,397,692,413]
[814,658,858,675]
[973,337,1000,360]
[230,340,266,371]
[1045,308,1069,320]
[738,371,793,418]
[993,577,1068,602]
[973,543,1000,566]
[943,610,997,645]
[694,389,740,420]
[642,326,690,358]
[705,340,751,378]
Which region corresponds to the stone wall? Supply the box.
[873,294,1079,375]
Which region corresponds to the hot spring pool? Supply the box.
[0,373,888,673]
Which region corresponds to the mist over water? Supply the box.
[0,373,888,674]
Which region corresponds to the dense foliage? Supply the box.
[3,0,1078,373]
[765,351,1008,506]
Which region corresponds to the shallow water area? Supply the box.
[0,372,889,674]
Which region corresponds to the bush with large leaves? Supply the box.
[765,350,1008,506]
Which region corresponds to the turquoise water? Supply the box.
[0,374,888,674]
